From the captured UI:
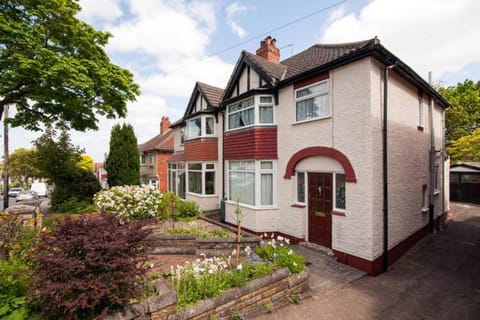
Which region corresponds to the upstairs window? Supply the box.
[227,95,274,130]
[295,80,329,122]
[140,154,146,165]
[186,115,215,140]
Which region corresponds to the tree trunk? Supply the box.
[3,105,9,209]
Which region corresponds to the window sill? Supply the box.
[184,136,217,141]
[226,124,276,133]
[434,190,440,196]
[225,200,277,211]
[186,192,218,198]
[332,210,346,216]
[421,207,429,213]
[291,203,306,208]
[292,115,331,126]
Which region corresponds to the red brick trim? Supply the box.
[331,210,346,216]
[284,146,357,182]
[334,212,448,276]
[293,71,329,90]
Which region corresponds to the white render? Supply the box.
[224,56,448,262]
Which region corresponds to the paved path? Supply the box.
[255,203,480,320]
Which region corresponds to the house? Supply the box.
[450,162,480,204]
[169,82,224,209]
[170,36,450,275]
[139,116,174,191]
[94,162,108,188]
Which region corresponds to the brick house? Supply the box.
[139,116,174,191]
[170,36,450,275]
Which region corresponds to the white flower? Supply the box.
[288,249,293,255]
[293,261,297,267]
[285,238,290,244]
[236,264,243,270]
[244,246,252,255]
[277,235,285,241]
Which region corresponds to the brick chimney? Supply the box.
[256,36,280,63]
[160,116,170,135]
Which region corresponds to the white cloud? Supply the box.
[226,2,248,39]
[77,0,122,22]
[321,0,480,82]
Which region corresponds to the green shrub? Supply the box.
[51,168,100,211]
[256,235,305,274]
[177,200,200,218]
[54,197,98,214]
[165,227,232,239]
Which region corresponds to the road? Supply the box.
[256,202,480,320]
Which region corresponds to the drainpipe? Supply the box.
[221,108,226,222]
[383,64,395,272]
[428,72,435,233]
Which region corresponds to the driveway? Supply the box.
[255,202,480,319]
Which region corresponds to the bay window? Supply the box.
[228,160,275,207]
[227,95,274,130]
[295,80,329,122]
[186,115,215,140]
[187,163,216,195]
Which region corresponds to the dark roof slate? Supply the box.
[138,129,174,153]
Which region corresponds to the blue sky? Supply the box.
[4,0,480,161]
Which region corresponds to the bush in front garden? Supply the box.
[256,235,306,274]
[94,185,163,221]
[177,200,200,219]
[29,214,151,319]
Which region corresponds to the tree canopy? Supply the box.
[447,128,480,163]
[439,79,480,144]
[0,0,140,131]
[77,154,95,172]
[105,123,140,186]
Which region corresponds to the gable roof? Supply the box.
[450,162,480,172]
[139,129,174,153]
[222,37,450,109]
[183,81,224,118]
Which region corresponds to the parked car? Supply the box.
[16,190,38,201]
[8,187,23,197]
[30,182,48,197]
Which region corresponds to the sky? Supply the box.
[4,0,480,162]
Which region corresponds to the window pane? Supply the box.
[205,172,215,194]
[297,172,305,203]
[188,163,202,170]
[260,161,273,169]
[296,82,328,98]
[229,160,254,171]
[259,106,273,123]
[206,163,215,170]
[187,118,202,139]
[261,173,273,205]
[296,94,329,121]
[188,171,202,193]
[229,172,255,205]
[335,173,346,210]
[314,94,329,117]
[178,172,186,199]
[206,117,214,135]
[260,96,273,103]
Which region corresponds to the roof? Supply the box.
[197,82,224,107]
[223,37,450,109]
[138,129,174,153]
[450,162,480,173]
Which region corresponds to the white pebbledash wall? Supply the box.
[225,56,447,262]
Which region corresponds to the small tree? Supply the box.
[105,123,140,186]
[29,214,151,319]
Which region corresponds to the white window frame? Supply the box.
[294,80,330,123]
[185,115,216,140]
[226,160,276,208]
[226,95,275,131]
[168,162,186,199]
[186,162,216,196]
[149,153,155,165]
[333,172,346,212]
[296,171,306,204]
[140,154,146,165]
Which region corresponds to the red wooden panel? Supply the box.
[224,127,278,160]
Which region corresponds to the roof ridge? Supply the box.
[312,38,378,49]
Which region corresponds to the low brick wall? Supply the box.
[146,235,262,256]
[106,267,309,320]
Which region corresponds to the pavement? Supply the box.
[255,202,480,320]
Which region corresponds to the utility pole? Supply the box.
[3,104,9,209]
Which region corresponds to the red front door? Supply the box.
[308,172,332,247]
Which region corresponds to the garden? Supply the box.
[0,185,308,320]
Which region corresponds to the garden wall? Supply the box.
[106,267,309,320]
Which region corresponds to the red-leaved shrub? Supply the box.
[29,214,151,319]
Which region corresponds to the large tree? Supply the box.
[447,128,480,163]
[4,148,39,186]
[0,0,140,130]
[438,79,480,144]
[105,123,140,186]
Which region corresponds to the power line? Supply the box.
[174,0,350,71]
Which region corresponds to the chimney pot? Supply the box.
[160,116,171,135]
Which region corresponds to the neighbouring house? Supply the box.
[450,162,480,204]
[169,36,450,275]
[139,116,174,192]
[94,162,108,189]
[169,82,224,209]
